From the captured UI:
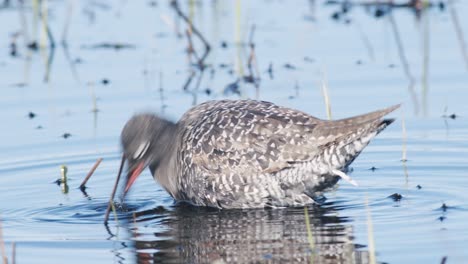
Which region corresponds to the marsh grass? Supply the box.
[0,220,14,264]
[303,207,315,264]
[320,70,332,120]
[60,165,69,194]
[422,12,430,117]
[389,12,414,83]
[11,242,15,264]
[366,196,376,264]
[354,21,375,62]
[401,109,408,162]
[235,0,244,80]
[61,0,74,44]
[448,0,468,71]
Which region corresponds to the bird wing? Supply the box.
[179,100,399,177]
[179,100,324,176]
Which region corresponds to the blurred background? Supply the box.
[0,0,467,263]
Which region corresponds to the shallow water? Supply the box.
[1,1,468,263]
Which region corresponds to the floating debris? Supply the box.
[242,75,256,84]
[440,256,448,264]
[35,125,43,130]
[331,11,341,20]
[223,80,240,96]
[438,2,445,11]
[388,193,403,202]
[220,41,228,49]
[304,56,315,63]
[441,203,448,212]
[101,79,110,85]
[27,42,38,51]
[283,63,296,70]
[62,133,72,139]
[442,106,458,119]
[10,37,17,57]
[10,83,28,88]
[442,113,457,119]
[416,184,422,189]
[374,8,387,18]
[28,112,36,119]
[81,43,136,50]
[326,0,442,21]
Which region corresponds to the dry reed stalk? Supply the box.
[61,0,74,44]
[422,12,430,117]
[80,158,103,189]
[186,28,200,63]
[246,24,261,98]
[171,0,211,67]
[320,70,332,120]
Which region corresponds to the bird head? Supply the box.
[120,113,175,195]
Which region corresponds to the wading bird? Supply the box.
[120,100,398,209]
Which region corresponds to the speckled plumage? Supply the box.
[121,100,398,208]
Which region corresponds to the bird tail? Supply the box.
[318,105,399,171]
[335,106,399,169]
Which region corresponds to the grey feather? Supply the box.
[121,100,399,208]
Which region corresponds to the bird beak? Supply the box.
[124,162,145,195]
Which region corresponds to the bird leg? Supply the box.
[332,169,359,187]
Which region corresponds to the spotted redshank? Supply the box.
[120,100,398,208]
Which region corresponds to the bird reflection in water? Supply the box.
[129,203,370,263]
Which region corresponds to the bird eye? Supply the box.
[133,141,150,160]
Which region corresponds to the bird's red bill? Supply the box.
[124,162,144,194]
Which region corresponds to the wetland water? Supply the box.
[1,1,468,263]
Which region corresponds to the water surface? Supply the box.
[1,1,468,263]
